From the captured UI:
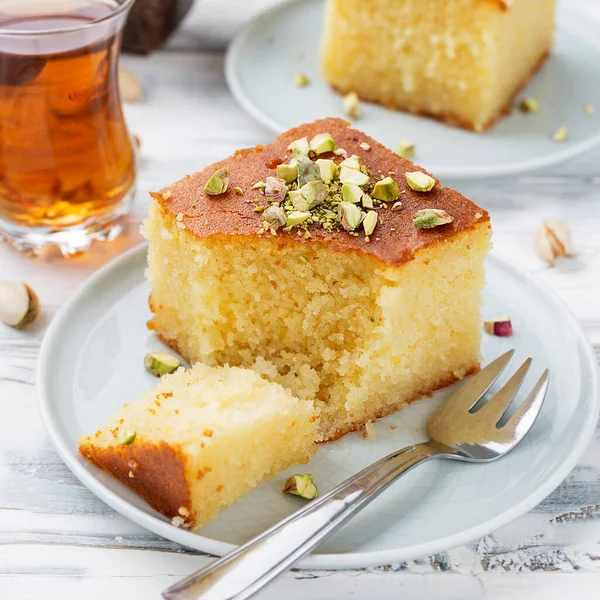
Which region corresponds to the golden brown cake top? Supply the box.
[153,118,489,267]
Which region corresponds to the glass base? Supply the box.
[0,189,135,258]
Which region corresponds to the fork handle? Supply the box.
[163,442,441,600]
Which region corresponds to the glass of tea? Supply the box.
[0,0,137,256]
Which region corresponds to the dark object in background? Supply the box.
[122,0,194,54]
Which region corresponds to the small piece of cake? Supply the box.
[144,118,491,442]
[321,0,556,131]
[79,363,317,530]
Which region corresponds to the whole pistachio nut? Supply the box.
[276,161,298,183]
[298,180,328,208]
[339,154,361,170]
[283,473,318,499]
[288,137,310,156]
[144,352,181,377]
[338,201,363,231]
[372,176,400,202]
[204,168,230,195]
[286,211,311,227]
[341,182,363,204]
[362,211,378,237]
[405,171,436,192]
[413,209,453,229]
[534,219,572,263]
[0,281,40,329]
[315,158,337,183]
[265,176,288,202]
[309,133,336,155]
[118,429,137,446]
[296,154,321,186]
[396,139,415,159]
[342,91,360,120]
[263,205,287,230]
[339,166,369,187]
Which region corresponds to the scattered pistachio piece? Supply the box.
[204,168,230,195]
[552,126,568,143]
[584,103,595,116]
[0,281,40,329]
[276,161,298,183]
[372,176,399,202]
[293,72,310,87]
[286,211,311,227]
[233,186,244,195]
[359,142,370,151]
[339,166,369,186]
[338,201,363,231]
[333,148,346,156]
[296,154,321,186]
[118,66,143,102]
[309,133,336,155]
[283,473,318,499]
[298,180,328,208]
[289,190,310,212]
[263,205,287,230]
[405,171,436,192]
[362,211,378,237]
[361,194,374,209]
[413,209,453,229]
[341,182,363,204]
[519,97,540,113]
[396,140,415,159]
[118,429,136,446]
[342,91,360,120]
[265,176,288,202]
[483,317,513,337]
[339,154,361,170]
[534,219,572,263]
[391,201,403,211]
[315,158,337,183]
[144,352,181,377]
[251,181,266,190]
[288,137,310,156]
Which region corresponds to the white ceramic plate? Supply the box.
[225,0,600,180]
[37,244,599,569]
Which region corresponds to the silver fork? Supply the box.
[163,350,549,600]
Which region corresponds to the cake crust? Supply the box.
[152,118,489,267]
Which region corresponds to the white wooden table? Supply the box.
[1,1,600,598]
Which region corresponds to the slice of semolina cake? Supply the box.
[79,363,317,530]
[321,0,556,131]
[144,118,491,442]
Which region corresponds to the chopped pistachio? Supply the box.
[296,154,321,186]
[203,168,230,195]
[519,97,540,113]
[341,182,363,204]
[391,201,403,211]
[338,201,363,231]
[315,158,337,183]
[293,72,310,87]
[362,211,378,237]
[265,176,288,202]
[339,166,369,186]
[339,154,361,170]
[263,205,287,230]
[553,126,568,143]
[283,473,318,499]
[251,181,266,190]
[276,161,298,183]
[361,194,374,209]
[298,180,328,208]
[288,137,310,156]
[359,142,370,151]
[0,281,40,329]
[118,429,136,446]
[405,171,436,192]
[413,209,453,229]
[396,140,415,159]
[333,148,346,156]
[342,91,360,119]
[309,133,336,155]
[289,190,310,212]
[584,103,595,116]
[483,317,513,337]
[144,352,181,377]
[233,186,244,195]
[286,211,311,227]
[372,176,400,202]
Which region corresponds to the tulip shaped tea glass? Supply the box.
[0,0,136,256]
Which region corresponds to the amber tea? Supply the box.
[0,0,136,255]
